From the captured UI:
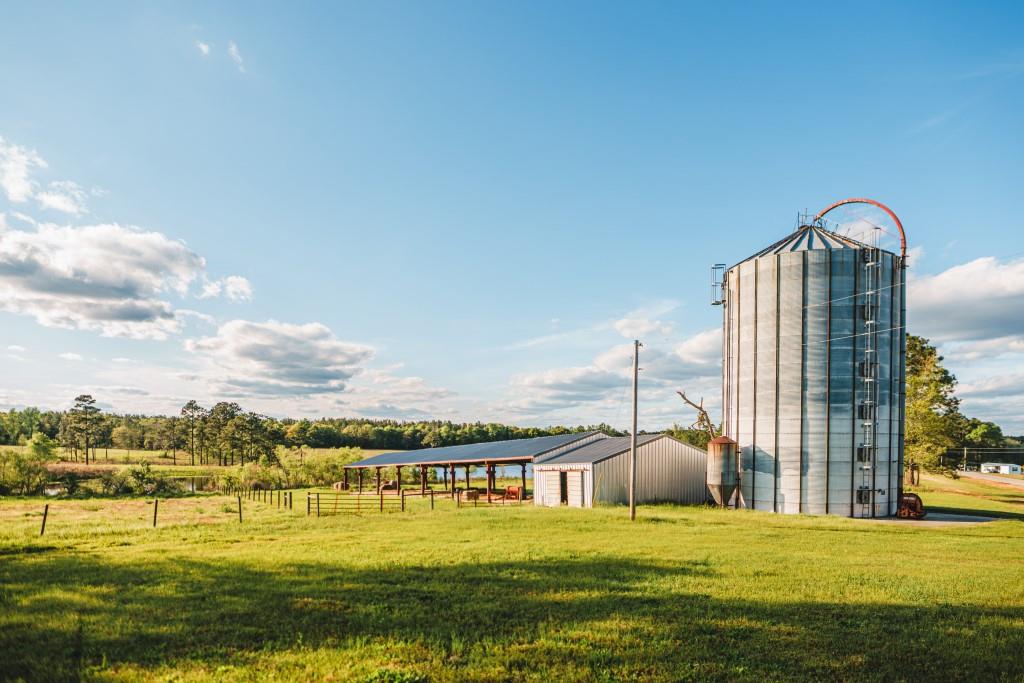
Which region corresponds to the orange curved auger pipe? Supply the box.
[815,198,906,262]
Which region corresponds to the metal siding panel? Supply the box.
[635,438,708,504]
[803,250,829,514]
[828,250,855,517]
[735,261,756,508]
[754,256,777,511]
[777,252,803,513]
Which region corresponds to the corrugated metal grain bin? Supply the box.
[720,223,906,517]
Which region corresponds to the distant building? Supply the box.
[980,462,1022,475]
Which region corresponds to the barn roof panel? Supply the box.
[537,434,671,465]
[345,431,602,467]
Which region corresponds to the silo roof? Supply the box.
[736,225,873,266]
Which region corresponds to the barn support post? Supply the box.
[521,463,527,500]
[420,464,427,494]
[465,465,470,492]
[450,464,456,497]
[358,468,364,493]
[396,466,403,494]
[486,463,492,502]
[343,469,349,490]
[375,467,382,494]
[443,466,448,490]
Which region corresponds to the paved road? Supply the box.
[961,470,1024,490]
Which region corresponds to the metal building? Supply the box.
[716,199,907,517]
[533,434,707,507]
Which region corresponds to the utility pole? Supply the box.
[629,339,642,521]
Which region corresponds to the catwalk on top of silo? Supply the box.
[715,199,907,517]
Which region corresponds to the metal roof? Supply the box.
[736,225,879,267]
[536,433,688,465]
[345,431,602,468]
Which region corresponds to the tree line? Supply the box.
[0,398,624,466]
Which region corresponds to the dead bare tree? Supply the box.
[676,391,716,443]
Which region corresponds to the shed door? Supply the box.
[567,470,584,507]
[543,471,561,507]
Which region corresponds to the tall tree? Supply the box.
[180,400,205,466]
[71,395,101,466]
[905,336,961,470]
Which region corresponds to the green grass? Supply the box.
[909,472,1024,518]
[1,481,1023,681]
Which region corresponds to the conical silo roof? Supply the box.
[735,224,869,267]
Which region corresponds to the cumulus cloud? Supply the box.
[228,41,245,73]
[58,352,82,361]
[7,345,26,352]
[0,136,47,203]
[195,40,210,56]
[503,326,722,420]
[0,222,208,339]
[612,301,678,339]
[35,180,88,215]
[185,319,374,396]
[910,256,1024,342]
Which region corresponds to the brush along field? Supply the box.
[1,477,1023,682]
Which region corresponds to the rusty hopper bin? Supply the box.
[707,436,738,507]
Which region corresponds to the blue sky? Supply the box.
[2,2,1023,431]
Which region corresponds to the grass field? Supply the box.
[1,477,1023,681]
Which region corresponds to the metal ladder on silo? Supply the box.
[857,244,881,517]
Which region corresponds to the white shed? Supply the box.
[980,462,1022,475]
[533,434,707,508]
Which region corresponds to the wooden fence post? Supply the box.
[379,492,383,512]
[316,492,320,518]
[237,496,243,523]
[152,499,159,528]
[307,492,311,516]
[40,504,49,536]
[430,489,435,510]
[401,490,406,512]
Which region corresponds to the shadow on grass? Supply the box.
[1,553,1022,681]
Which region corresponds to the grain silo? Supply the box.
[715,198,907,517]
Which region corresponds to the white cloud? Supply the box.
[0,136,47,203]
[910,256,1024,342]
[7,345,26,352]
[228,41,245,73]
[0,222,206,339]
[36,180,88,215]
[337,369,456,419]
[58,352,82,361]
[195,40,211,56]
[501,325,722,423]
[185,319,374,396]
[0,138,89,214]
[612,301,679,339]
[111,357,137,364]
[199,275,252,302]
